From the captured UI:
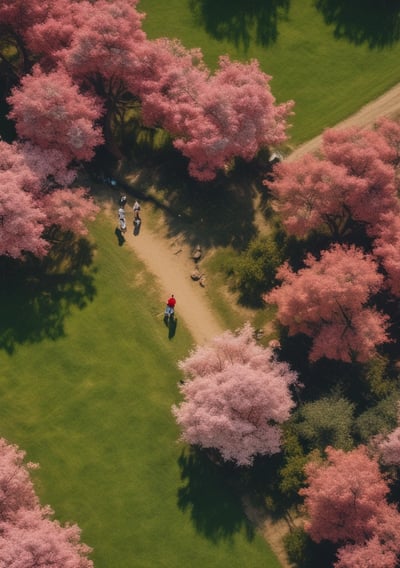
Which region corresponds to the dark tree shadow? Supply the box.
[177,446,255,542]
[168,317,177,339]
[116,145,262,252]
[315,0,400,48]
[163,314,177,338]
[0,231,97,354]
[115,227,126,246]
[188,0,290,50]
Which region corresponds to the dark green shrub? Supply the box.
[296,397,355,452]
[355,392,400,443]
[284,526,336,568]
[229,233,285,306]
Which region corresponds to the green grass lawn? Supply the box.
[138,0,400,144]
[0,213,280,567]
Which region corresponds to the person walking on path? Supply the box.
[165,294,176,318]
[118,206,127,232]
[133,200,141,223]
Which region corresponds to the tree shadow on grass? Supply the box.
[188,0,290,50]
[118,143,262,252]
[0,230,97,354]
[177,446,255,543]
[315,0,400,48]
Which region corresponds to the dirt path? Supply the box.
[119,210,224,345]
[287,81,400,161]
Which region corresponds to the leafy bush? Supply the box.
[228,233,285,306]
[284,526,336,568]
[355,393,400,443]
[296,397,355,452]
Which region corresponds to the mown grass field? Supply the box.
[138,0,400,144]
[0,213,280,567]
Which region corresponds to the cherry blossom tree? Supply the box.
[57,0,147,156]
[0,507,93,568]
[8,65,104,163]
[373,211,400,297]
[300,446,400,568]
[0,141,98,259]
[267,154,365,238]
[141,43,294,180]
[0,437,93,567]
[265,244,389,363]
[0,173,48,259]
[336,503,400,568]
[0,0,52,78]
[172,323,298,466]
[267,124,399,239]
[375,404,400,467]
[335,534,398,568]
[23,0,84,70]
[300,446,389,543]
[0,438,39,522]
[321,126,398,232]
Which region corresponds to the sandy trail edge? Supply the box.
[110,206,224,346]
[287,81,400,161]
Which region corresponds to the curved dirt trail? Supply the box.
[116,83,400,345]
[121,212,224,345]
[287,81,400,161]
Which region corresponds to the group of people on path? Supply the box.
[117,195,141,233]
[116,194,177,324]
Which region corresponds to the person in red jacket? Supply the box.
[165,294,176,317]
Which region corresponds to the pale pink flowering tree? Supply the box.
[8,65,104,163]
[0,437,93,567]
[172,324,298,466]
[265,244,389,363]
[0,507,93,568]
[0,438,39,522]
[375,403,400,467]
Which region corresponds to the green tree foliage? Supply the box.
[279,425,308,501]
[228,233,285,306]
[296,397,355,452]
[355,393,399,443]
